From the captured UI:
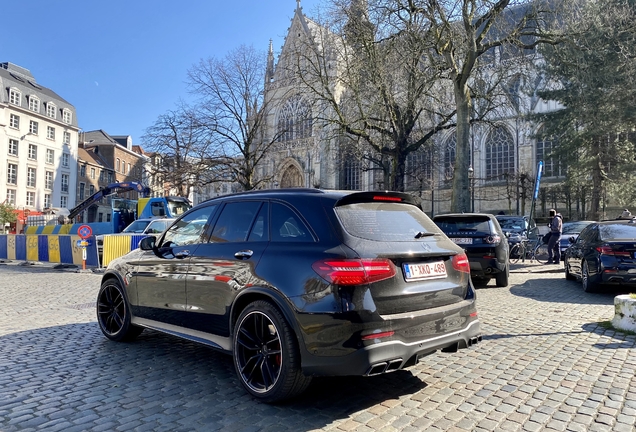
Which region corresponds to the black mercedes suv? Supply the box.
[433,213,509,287]
[97,189,481,402]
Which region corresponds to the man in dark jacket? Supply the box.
[547,209,563,264]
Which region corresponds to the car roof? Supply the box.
[433,213,496,219]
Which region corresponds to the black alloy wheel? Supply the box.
[233,300,311,403]
[565,260,576,280]
[582,260,596,293]
[97,279,143,342]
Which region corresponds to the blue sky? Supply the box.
[4,0,321,146]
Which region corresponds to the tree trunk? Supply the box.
[589,139,603,220]
[451,84,471,212]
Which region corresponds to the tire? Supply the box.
[495,264,509,287]
[96,279,143,342]
[564,261,576,280]
[534,244,550,264]
[509,244,521,264]
[233,300,312,403]
[582,260,597,292]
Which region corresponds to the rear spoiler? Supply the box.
[334,191,421,208]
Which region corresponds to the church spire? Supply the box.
[296,0,301,10]
[265,39,275,84]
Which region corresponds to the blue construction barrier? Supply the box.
[0,234,99,267]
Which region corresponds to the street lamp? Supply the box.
[468,166,475,212]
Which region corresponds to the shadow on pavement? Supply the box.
[508,275,631,305]
[0,323,427,431]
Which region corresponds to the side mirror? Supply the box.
[568,236,576,244]
[139,236,156,250]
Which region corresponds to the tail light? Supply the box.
[312,259,396,285]
[452,253,470,273]
[596,245,630,257]
[484,235,501,245]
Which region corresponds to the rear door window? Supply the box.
[335,202,440,241]
[211,201,262,243]
[270,202,312,242]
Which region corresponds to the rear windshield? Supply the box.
[434,216,492,234]
[334,202,441,241]
[600,223,636,240]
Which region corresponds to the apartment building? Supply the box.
[0,62,79,231]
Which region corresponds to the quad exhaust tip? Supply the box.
[366,358,403,376]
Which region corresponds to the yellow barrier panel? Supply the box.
[48,236,61,263]
[7,235,16,260]
[26,226,39,234]
[70,235,84,264]
[26,235,39,262]
[103,235,134,267]
[41,225,55,234]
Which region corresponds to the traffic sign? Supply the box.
[76,240,91,247]
[78,224,93,239]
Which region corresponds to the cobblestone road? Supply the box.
[0,262,635,431]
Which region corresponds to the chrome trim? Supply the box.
[367,319,480,349]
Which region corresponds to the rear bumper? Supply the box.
[467,255,506,277]
[300,319,481,376]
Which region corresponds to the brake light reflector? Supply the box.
[596,245,630,257]
[361,331,395,340]
[312,259,396,285]
[372,195,402,202]
[452,253,470,273]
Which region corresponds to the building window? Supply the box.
[90,167,95,179]
[47,103,56,119]
[277,95,313,142]
[537,134,566,178]
[44,194,51,209]
[27,167,37,187]
[9,114,19,129]
[340,157,361,190]
[406,149,434,191]
[106,213,111,222]
[47,126,55,140]
[107,172,113,183]
[6,189,16,205]
[127,163,131,175]
[89,185,95,196]
[99,170,104,182]
[80,165,86,177]
[444,135,457,180]
[116,158,120,172]
[9,88,21,106]
[98,213,103,222]
[28,144,37,160]
[46,149,54,164]
[29,96,40,113]
[485,126,515,181]
[63,131,70,145]
[62,153,70,167]
[7,164,17,184]
[8,139,18,156]
[62,109,72,124]
[26,192,35,207]
[29,120,39,135]
[61,174,69,193]
[45,171,54,190]
[60,196,68,208]
[79,182,85,200]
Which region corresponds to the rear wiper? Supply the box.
[414,231,436,239]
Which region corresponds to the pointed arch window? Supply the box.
[277,95,312,142]
[486,126,515,180]
[536,132,565,178]
[443,135,456,180]
[406,148,433,190]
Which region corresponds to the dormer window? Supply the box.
[62,109,72,124]
[9,88,21,106]
[47,103,56,119]
[29,96,40,113]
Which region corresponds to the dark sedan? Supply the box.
[564,219,636,291]
[559,220,595,260]
[97,189,481,403]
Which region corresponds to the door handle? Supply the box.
[234,250,253,259]
[175,250,190,259]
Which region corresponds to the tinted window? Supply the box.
[162,205,217,247]
[434,216,493,233]
[577,224,597,243]
[271,202,312,242]
[562,221,592,234]
[600,223,636,241]
[336,202,440,241]
[123,220,151,233]
[145,220,171,234]
[248,203,269,242]
[211,201,262,242]
[496,217,527,231]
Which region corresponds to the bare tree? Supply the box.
[142,102,217,197]
[187,45,280,191]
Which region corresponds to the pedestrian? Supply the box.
[546,209,563,264]
[617,209,632,219]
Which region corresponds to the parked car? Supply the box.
[495,214,539,258]
[433,213,509,287]
[564,219,636,292]
[96,189,482,403]
[559,220,595,260]
[96,217,174,256]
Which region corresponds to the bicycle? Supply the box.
[509,237,550,264]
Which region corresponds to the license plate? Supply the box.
[452,237,473,245]
[404,261,447,281]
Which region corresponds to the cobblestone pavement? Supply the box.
[0,261,635,432]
